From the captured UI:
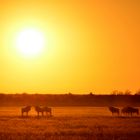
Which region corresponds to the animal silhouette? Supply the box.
[21,106,31,117]
[34,106,44,116]
[34,106,52,117]
[108,106,120,116]
[121,106,139,116]
[42,106,52,116]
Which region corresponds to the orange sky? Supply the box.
[0,0,140,94]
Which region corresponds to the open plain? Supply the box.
[0,107,139,140]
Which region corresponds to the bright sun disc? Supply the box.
[16,29,45,56]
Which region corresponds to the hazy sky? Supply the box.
[0,0,140,94]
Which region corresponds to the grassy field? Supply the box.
[0,107,140,140]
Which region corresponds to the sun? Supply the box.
[16,28,45,56]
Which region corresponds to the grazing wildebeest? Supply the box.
[108,106,120,116]
[34,106,44,116]
[21,106,31,117]
[42,106,52,116]
[121,106,139,116]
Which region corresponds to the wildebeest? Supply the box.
[34,106,52,117]
[21,106,31,117]
[121,106,139,116]
[108,106,120,116]
[34,106,44,116]
[42,106,52,116]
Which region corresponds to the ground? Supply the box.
[0,107,140,140]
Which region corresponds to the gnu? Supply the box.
[121,106,139,116]
[34,106,52,117]
[21,106,31,117]
[34,106,44,117]
[108,106,120,116]
[43,106,52,116]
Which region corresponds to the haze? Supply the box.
[0,0,140,94]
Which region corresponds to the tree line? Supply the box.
[0,92,140,106]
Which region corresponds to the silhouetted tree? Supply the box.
[89,92,94,96]
[111,90,123,95]
[135,89,140,95]
[68,92,73,95]
[124,90,131,95]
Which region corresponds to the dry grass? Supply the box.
[0,107,140,140]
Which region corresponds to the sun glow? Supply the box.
[16,29,45,56]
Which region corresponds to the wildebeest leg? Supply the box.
[42,111,44,116]
[21,111,23,117]
[118,111,119,116]
[50,111,52,116]
[46,112,48,116]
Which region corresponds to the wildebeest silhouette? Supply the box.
[42,106,52,116]
[21,106,31,117]
[121,106,139,116]
[108,106,120,116]
[34,106,52,117]
[34,106,44,116]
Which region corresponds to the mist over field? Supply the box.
[0,94,139,139]
[0,107,139,140]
